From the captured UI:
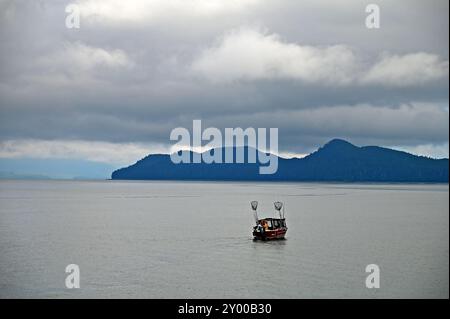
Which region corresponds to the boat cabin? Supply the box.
[257,218,287,230]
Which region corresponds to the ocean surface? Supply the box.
[0,180,448,298]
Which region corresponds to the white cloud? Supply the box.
[39,42,133,71]
[394,143,449,159]
[363,52,449,87]
[0,140,169,165]
[191,28,449,87]
[192,28,360,85]
[16,42,135,88]
[76,0,259,24]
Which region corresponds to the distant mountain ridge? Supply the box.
[111,139,449,182]
[0,158,116,180]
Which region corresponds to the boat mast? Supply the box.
[274,201,283,220]
[251,201,259,225]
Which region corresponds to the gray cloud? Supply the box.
[0,0,448,160]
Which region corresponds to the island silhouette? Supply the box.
[112,139,449,182]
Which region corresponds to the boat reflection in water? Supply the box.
[250,201,287,241]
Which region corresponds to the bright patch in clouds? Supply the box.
[39,42,133,72]
[77,0,259,23]
[192,28,360,85]
[394,143,450,160]
[363,52,450,87]
[192,28,449,86]
[0,140,169,165]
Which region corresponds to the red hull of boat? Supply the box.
[253,228,287,240]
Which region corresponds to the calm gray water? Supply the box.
[0,180,448,298]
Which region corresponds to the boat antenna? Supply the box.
[274,201,283,219]
[251,201,259,225]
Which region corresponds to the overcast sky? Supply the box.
[0,0,448,166]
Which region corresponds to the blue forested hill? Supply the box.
[111,139,449,182]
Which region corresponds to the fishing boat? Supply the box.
[250,201,287,240]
